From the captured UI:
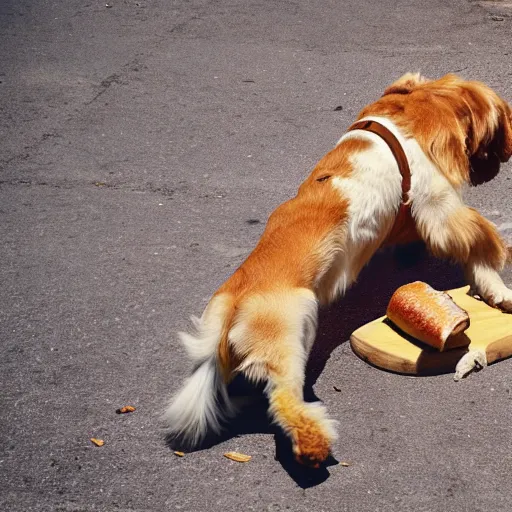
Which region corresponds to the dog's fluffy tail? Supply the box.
[164,296,235,447]
[164,354,230,446]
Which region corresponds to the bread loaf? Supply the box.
[386,281,470,351]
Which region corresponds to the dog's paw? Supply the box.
[292,432,331,469]
[499,288,512,312]
[489,288,512,313]
[290,404,336,468]
[454,350,487,381]
[473,286,512,313]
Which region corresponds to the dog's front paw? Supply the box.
[454,350,487,381]
[472,286,512,313]
[489,288,512,313]
[498,292,512,312]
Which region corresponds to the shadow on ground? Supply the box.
[305,242,465,387]
[166,387,341,489]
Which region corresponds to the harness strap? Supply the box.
[347,119,411,206]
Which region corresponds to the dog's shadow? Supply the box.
[168,243,465,488]
[305,242,465,389]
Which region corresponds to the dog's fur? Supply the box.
[164,73,512,466]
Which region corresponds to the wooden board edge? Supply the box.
[350,332,468,376]
[350,333,419,375]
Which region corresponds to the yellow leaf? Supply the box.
[339,461,352,467]
[116,405,136,414]
[90,438,105,447]
[223,452,252,462]
[174,451,185,457]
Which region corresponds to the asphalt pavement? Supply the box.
[1,0,512,511]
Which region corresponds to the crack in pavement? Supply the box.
[0,178,190,199]
[0,58,146,168]
[84,73,125,106]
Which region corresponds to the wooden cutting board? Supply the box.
[350,286,512,375]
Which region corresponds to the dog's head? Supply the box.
[467,87,512,185]
[381,73,512,186]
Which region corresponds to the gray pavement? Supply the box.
[1,0,512,511]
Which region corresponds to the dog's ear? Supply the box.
[468,98,512,185]
[495,101,512,162]
[453,82,512,185]
[383,72,429,96]
[426,120,470,186]
[469,98,512,185]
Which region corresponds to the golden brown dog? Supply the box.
[165,73,512,467]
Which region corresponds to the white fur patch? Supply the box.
[179,294,230,362]
[229,288,318,385]
[318,120,405,302]
[302,401,339,441]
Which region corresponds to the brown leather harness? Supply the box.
[348,119,411,205]
[347,119,416,245]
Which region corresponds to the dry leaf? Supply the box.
[90,438,105,447]
[339,461,351,467]
[116,405,136,414]
[223,452,252,462]
[174,451,185,457]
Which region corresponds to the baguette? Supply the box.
[386,281,470,351]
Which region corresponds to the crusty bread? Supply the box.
[386,281,470,351]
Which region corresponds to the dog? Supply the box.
[164,73,512,467]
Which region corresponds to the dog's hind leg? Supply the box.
[266,367,337,467]
[229,288,337,466]
[243,336,337,466]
